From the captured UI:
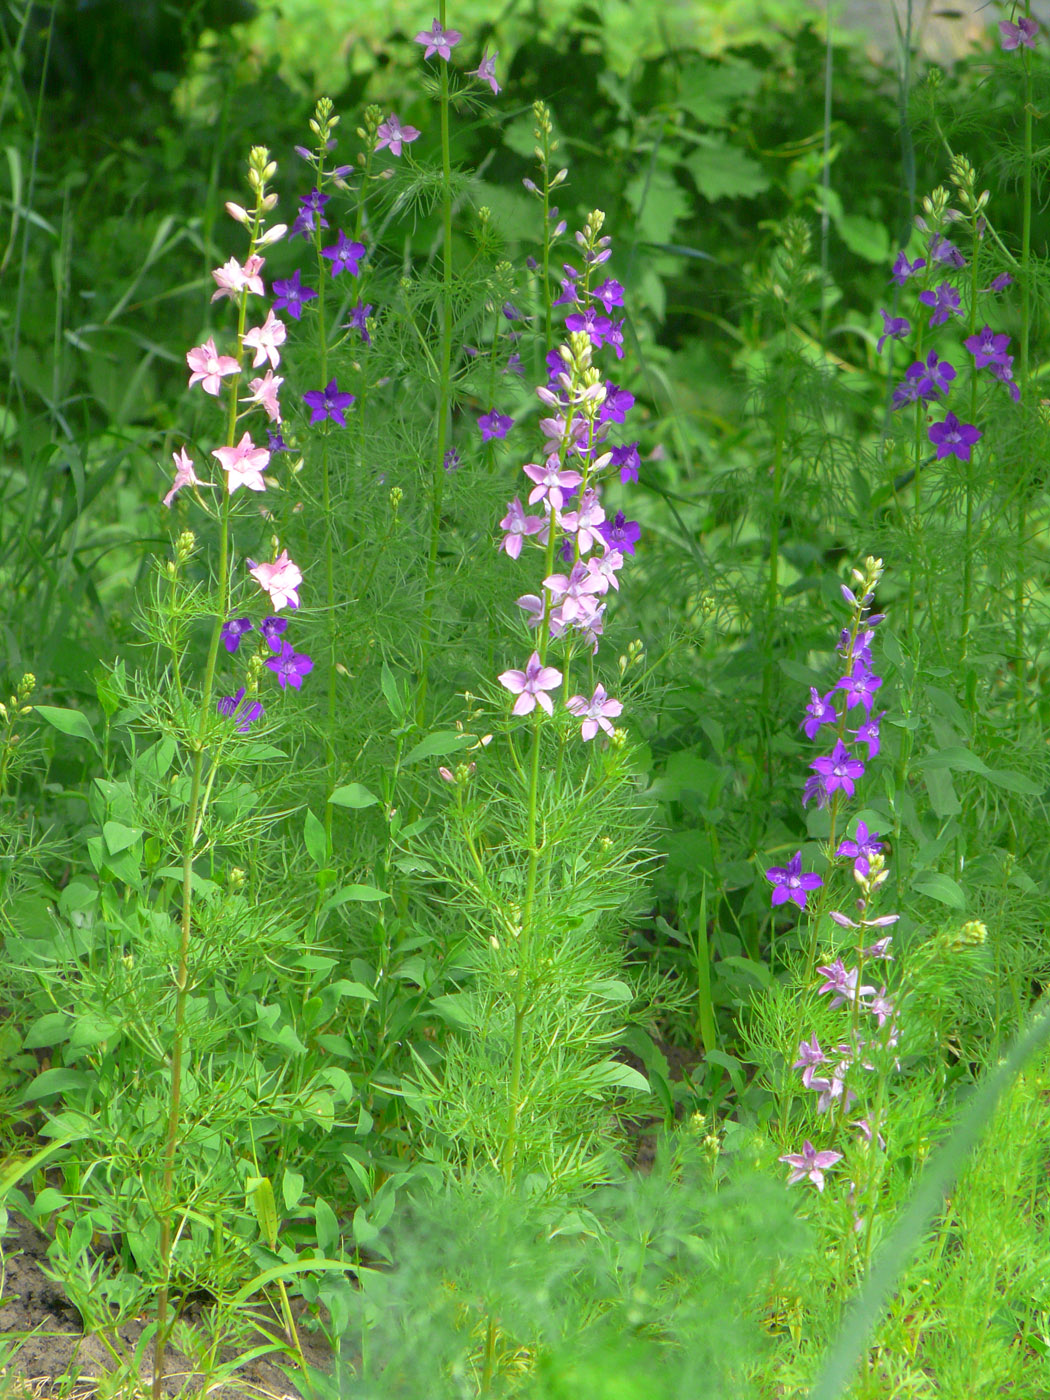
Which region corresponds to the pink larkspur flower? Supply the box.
[498,651,562,716]
[186,337,240,396]
[243,369,283,423]
[778,1140,843,1191]
[376,115,421,157]
[163,446,213,507]
[415,19,462,59]
[242,310,287,370]
[210,254,265,302]
[566,684,622,740]
[212,432,270,494]
[499,497,547,559]
[247,549,302,611]
[469,48,500,94]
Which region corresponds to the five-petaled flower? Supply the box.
[345,301,374,345]
[303,379,356,426]
[801,687,837,739]
[217,687,264,734]
[468,48,500,94]
[211,254,265,302]
[213,433,270,494]
[567,684,623,740]
[499,497,547,558]
[376,115,421,156]
[498,651,563,716]
[890,251,925,285]
[243,310,287,370]
[271,269,317,322]
[1000,15,1039,49]
[221,617,253,653]
[259,615,288,652]
[479,410,514,441]
[778,1140,843,1191]
[810,738,865,797]
[964,324,1011,369]
[766,851,823,910]
[163,446,213,507]
[248,549,302,611]
[186,337,240,396]
[918,283,963,327]
[928,411,982,462]
[415,19,462,59]
[265,640,315,690]
[322,231,367,278]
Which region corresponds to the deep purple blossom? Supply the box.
[610,442,641,484]
[221,617,253,653]
[991,356,1022,402]
[836,820,883,863]
[801,687,837,740]
[303,379,356,426]
[851,711,885,758]
[915,350,956,397]
[565,305,613,348]
[890,251,925,285]
[836,666,883,715]
[322,232,366,278]
[988,272,1013,292]
[877,309,910,353]
[810,739,865,798]
[479,410,514,441]
[265,640,315,690]
[271,269,317,322]
[345,301,373,345]
[928,233,966,269]
[598,384,634,426]
[259,616,288,652]
[267,430,289,454]
[291,188,330,240]
[592,278,625,314]
[918,283,963,327]
[765,851,823,910]
[778,1140,843,1191]
[597,510,640,556]
[802,774,830,809]
[928,411,981,462]
[217,687,264,734]
[965,324,1011,369]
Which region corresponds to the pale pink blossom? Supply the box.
[211,254,266,302]
[247,549,302,611]
[212,432,270,493]
[242,309,287,370]
[162,446,214,507]
[498,651,562,717]
[186,337,240,396]
[566,683,622,740]
[499,497,548,559]
[376,115,421,157]
[243,369,283,422]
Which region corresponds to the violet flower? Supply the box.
[792,1035,829,1088]
[890,251,925,286]
[1000,15,1039,49]
[259,616,288,652]
[221,617,254,653]
[877,310,910,352]
[376,115,420,156]
[810,739,865,798]
[217,687,264,734]
[566,683,623,740]
[918,283,963,327]
[345,301,374,345]
[597,510,640,556]
[965,325,1011,369]
[835,820,883,863]
[778,1140,843,1191]
[468,48,500,94]
[322,232,366,278]
[928,411,981,462]
[479,410,514,441]
[415,19,462,59]
[801,687,837,740]
[303,379,356,426]
[265,640,315,690]
[271,269,317,322]
[765,851,823,910]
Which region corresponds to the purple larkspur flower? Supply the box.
[810,739,865,798]
[778,1140,843,1191]
[802,774,830,809]
[928,233,966,269]
[523,458,582,511]
[964,324,1011,369]
[836,666,883,715]
[890,251,926,286]
[801,687,837,740]
[864,985,896,1029]
[221,617,253,653]
[415,19,461,59]
[217,686,264,734]
[565,305,613,348]
[344,301,374,346]
[291,188,330,241]
[766,851,823,910]
[892,363,934,410]
[499,497,547,559]
[928,411,982,462]
[610,442,641,484]
[566,683,623,740]
[877,309,910,352]
[816,959,876,1009]
[479,410,514,441]
[444,448,461,472]
[836,820,883,863]
[792,1034,829,1089]
[322,232,366,278]
[988,272,1013,292]
[267,429,289,454]
[599,384,635,425]
[303,379,356,427]
[259,615,288,652]
[1000,15,1039,49]
[915,350,956,397]
[991,356,1022,402]
[376,115,420,157]
[469,48,500,94]
[851,711,885,759]
[592,277,625,314]
[918,283,963,327]
[597,510,640,556]
[498,650,562,716]
[265,640,314,690]
[271,268,317,322]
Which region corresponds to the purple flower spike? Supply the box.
[271,269,317,322]
[765,851,823,910]
[810,739,865,798]
[415,18,462,59]
[928,411,981,462]
[265,640,314,690]
[303,379,356,426]
[221,617,254,653]
[778,1140,843,1192]
[479,410,514,441]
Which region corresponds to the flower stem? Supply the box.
[1015,30,1033,720]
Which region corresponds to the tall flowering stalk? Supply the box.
[765,558,892,1210]
[495,209,634,1180]
[152,150,314,1396]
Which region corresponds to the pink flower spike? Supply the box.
[247,548,302,611]
[210,254,266,302]
[415,18,462,60]
[212,432,270,494]
[244,369,284,423]
[242,309,287,370]
[469,48,501,95]
[186,337,241,396]
[566,684,622,740]
[498,651,563,716]
[376,115,421,157]
[162,446,214,507]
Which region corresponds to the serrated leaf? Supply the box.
[329,783,380,809]
[34,705,99,752]
[685,138,769,202]
[403,731,473,765]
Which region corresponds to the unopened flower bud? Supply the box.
[18,674,36,700]
[228,867,246,892]
[257,221,286,245]
[226,201,251,225]
[950,919,988,949]
[610,727,627,749]
[551,168,568,187]
[389,486,403,510]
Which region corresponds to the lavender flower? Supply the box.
[810,739,865,798]
[414,19,462,59]
[1000,15,1039,49]
[566,684,623,739]
[964,325,1011,369]
[265,641,315,690]
[876,310,910,352]
[376,115,420,156]
[890,251,925,285]
[918,283,963,327]
[468,48,500,94]
[792,1034,829,1088]
[816,959,876,1009]
[766,851,823,910]
[778,1140,843,1191]
[835,820,883,863]
[928,233,966,268]
[479,410,514,441]
[801,687,837,740]
[610,442,641,484]
[259,616,288,652]
[836,665,883,715]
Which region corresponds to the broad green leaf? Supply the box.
[402,731,473,765]
[315,1196,340,1252]
[835,213,890,264]
[102,821,141,856]
[34,705,99,752]
[589,1059,651,1094]
[320,885,390,915]
[19,1067,91,1102]
[685,138,769,202]
[917,746,989,775]
[912,871,966,909]
[247,1176,279,1248]
[303,808,328,868]
[328,783,380,809]
[23,1013,72,1050]
[983,767,1042,796]
[328,979,377,1003]
[282,1170,305,1211]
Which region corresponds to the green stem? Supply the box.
[1015,30,1033,720]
